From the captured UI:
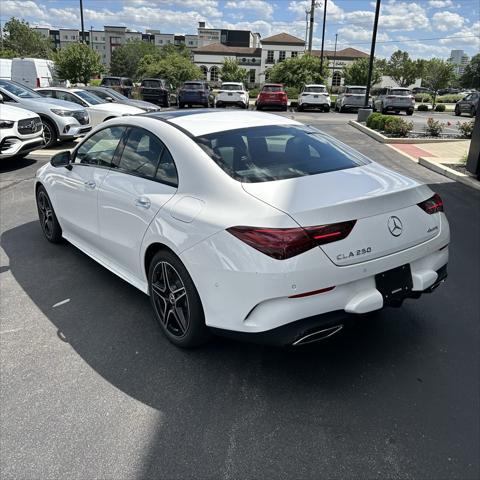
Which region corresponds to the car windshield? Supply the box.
[262,85,282,92]
[346,88,366,94]
[142,80,162,88]
[75,90,105,105]
[390,89,410,96]
[196,125,369,183]
[183,83,203,90]
[0,80,41,98]
[103,78,121,86]
[102,89,127,100]
[221,84,243,91]
[304,86,326,93]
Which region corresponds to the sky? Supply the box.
[1,0,479,59]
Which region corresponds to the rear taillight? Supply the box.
[227,220,356,260]
[36,77,41,88]
[418,193,444,214]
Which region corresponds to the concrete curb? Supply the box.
[348,120,467,144]
[418,157,480,191]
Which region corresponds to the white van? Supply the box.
[0,59,12,80]
[11,58,55,88]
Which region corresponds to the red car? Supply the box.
[256,84,288,111]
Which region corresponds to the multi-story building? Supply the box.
[448,49,470,75]
[197,22,260,49]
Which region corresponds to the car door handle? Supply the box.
[84,181,96,189]
[135,197,151,209]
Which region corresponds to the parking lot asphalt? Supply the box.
[1,115,479,480]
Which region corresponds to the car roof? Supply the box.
[346,85,366,88]
[304,84,326,87]
[222,82,243,85]
[263,83,283,86]
[145,109,300,137]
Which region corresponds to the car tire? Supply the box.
[324,106,330,112]
[454,106,460,116]
[282,106,288,111]
[163,98,170,108]
[179,103,184,109]
[41,118,57,148]
[381,104,387,114]
[372,104,377,112]
[242,102,248,109]
[339,105,344,113]
[256,105,262,111]
[297,105,303,112]
[470,106,476,118]
[406,109,414,116]
[36,185,62,243]
[148,249,211,348]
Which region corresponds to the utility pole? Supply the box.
[307,0,315,53]
[364,0,381,107]
[319,0,327,71]
[305,8,310,50]
[79,0,85,43]
[90,25,93,50]
[332,33,338,84]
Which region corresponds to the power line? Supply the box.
[334,34,479,46]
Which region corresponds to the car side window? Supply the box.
[0,91,15,102]
[40,90,55,98]
[74,126,126,167]
[156,148,178,186]
[56,91,85,106]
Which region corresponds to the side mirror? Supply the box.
[50,151,72,169]
[105,96,114,102]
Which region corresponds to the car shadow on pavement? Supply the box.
[0,156,37,173]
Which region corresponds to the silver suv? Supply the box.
[373,87,414,116]
[335,86,371,112]
[0,80,91,147]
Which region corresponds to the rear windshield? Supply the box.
[142,79,162,88]
[346,87,366,94]
[221,84,243,91]
[195,125,369,183]
[183,83,204,90]
[102,78,120,86]
[390,89,410,96]
[304,86,326,93]
[262,85,282,92]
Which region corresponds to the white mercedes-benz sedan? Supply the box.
[35,110,449,347]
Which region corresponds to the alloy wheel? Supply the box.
[37,191,54,239]
[43,122,53,146]
[151,261,190,337]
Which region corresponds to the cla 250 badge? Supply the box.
[337,247,372,261]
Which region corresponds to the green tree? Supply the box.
[136,53,202,88]
[1,17,52,58]
[342,57,383,86]
[54,42,104,84]
[422,58,455,106]
[219,58,248,83]
[158,43,191,59]
[460,53,480,89]
[267,54,329,88]
[110,40,158,79]
[386,50,419,87]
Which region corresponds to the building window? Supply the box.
[279,51,286,62]
[291,51,298,58]
[210,66,219,82]
[332,71,342,87]
[249,69,256,83]
[266,50,274,64]
[200,66,208,80]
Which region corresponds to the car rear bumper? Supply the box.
[383,104,414,111]
[181,216,450,335]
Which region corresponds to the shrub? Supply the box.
[89,78,102,86]
[366,112,386,130]
[436,94,463,103]
[417,104,429,111]
[415,94,432,103]
[249,88,260,98]
[425,117,444,136]
[285,86,299,99]
[457,120,475,138]
[435,104,446,112]
[383,117,413,137]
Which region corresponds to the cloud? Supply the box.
[432,11,465,31]
[225,0,274,19]
[337,25,389,43]
[287,0,344,22]
[379,1,430,31]
[439,21,480,49]
[428,0,453,8]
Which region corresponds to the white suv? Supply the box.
[373,87,415,116]
[335,86,371,112]
[298,85,330,112]
[0,100,44,159]
[215,83,249,109]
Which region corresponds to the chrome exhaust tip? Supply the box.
[292,325,343,346]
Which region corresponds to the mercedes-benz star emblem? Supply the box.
[388,216,403,237]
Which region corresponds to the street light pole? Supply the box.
[307,0,315,53]
[332,33,338,80]
[364,0,381,107]
[79,0,85,43]
[319,0,328,71]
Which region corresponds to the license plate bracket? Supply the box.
[375,264,413,302]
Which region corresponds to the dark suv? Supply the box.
[455,92,478,117]
[100,77,133,98]
[178,81,214,108]
[140,78,172,107]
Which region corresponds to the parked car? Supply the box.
[0,97,44,159]
[335,86,371,112]
[82,86,160,112]
[0,80,91,148]
[0,59,12,80]
[100,76,133,97]
[256,84,288,111]
[139,78,173,107]
[455,91,478,117]
[36,87,144,127]
[411,87,432,96]
[373,87,414,115]
[35,110,449,348]
[11,58,55,88]
[215,82,249,109]
[178,81,214,108]
[297,84,330,112]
